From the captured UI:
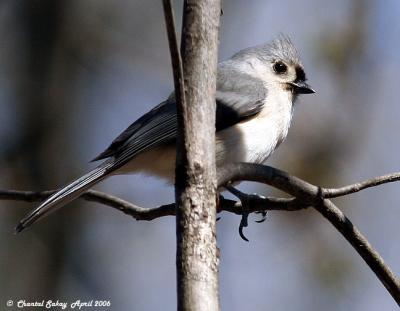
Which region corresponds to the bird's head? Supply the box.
[264,35,315,98]
[233,35,315,100]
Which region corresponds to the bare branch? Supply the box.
[322,172,400,198]
[314,199,400,304]
[0,190,57,202]
[1,189,176,220]
[2,189,306,218]
[217,163,400,305]
[165,0,221,310]
[162,0,185,112]
[219,196,307,213]
[3,163,400,304]
[82,191,176,220]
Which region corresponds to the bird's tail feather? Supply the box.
[15,162,113,233]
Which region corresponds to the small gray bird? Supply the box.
[16,35,314,233]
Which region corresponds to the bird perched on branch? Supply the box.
[16,35,314,233]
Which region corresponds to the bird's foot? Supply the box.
[225,186,250,241]
[225,186,269,241]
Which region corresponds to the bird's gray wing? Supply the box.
[215,67,267,130]
[92,98,177,162]
[92,69,267,167]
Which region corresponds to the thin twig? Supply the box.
[1,189,175,221]
[322,172,400,198]
[162,0,185,108]
[314,199,400,303]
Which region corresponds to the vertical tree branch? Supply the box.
[162,0,186,112]
[162,0,221,310]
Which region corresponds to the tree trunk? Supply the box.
[175,1,221,310]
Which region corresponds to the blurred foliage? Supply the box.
[0,0,398,310]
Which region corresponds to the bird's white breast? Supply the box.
[118,87,294,182]
[215,87,293,166]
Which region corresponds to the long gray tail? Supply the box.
[15,162,114,233]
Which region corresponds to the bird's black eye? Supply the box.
[273,61,287,74]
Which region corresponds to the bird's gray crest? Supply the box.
[232,34,301,66]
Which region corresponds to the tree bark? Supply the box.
[174,1,221,310]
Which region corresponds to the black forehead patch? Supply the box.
[295,66,306,82]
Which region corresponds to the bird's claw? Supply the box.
[255,211,268,223]
[239,211,249,242]
[225,185,251,242]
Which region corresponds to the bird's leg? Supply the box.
[225,186,269,241]
[225,185,251,241]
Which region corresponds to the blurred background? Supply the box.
[0,0,399,310]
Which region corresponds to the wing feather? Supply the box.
[92,65,267,168]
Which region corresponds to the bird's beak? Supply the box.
[288,81,315,94]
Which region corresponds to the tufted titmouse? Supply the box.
[16,35,314,233]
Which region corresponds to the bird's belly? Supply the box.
[215,111,292,165]
[115,145,177,182]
